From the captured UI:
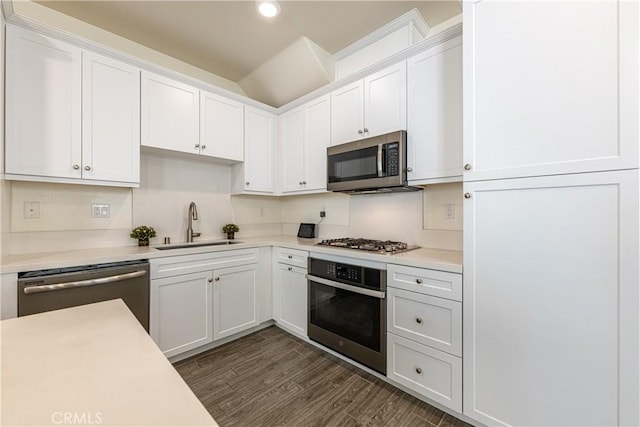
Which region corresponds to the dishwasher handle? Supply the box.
[23,270,147,295]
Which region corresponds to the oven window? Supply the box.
[328,146,378,183]
[309,280,381,352]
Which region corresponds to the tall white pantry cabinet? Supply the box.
[462,2,639,426]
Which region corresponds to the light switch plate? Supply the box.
[91,204,110,218]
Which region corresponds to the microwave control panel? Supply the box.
[386,142,399,176]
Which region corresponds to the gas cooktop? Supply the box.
[317,238,419,255]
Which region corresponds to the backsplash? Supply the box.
[3,152,462,255]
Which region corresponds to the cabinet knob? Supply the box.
[215,277,220,281]
[84,165,91,171]
[208,278,213,283]
[415,367,423,374]
[72,164,80,170]
[302,181,307,185]
[288,255,293,259]
[201,145,206,149]
[195,144,200,148]
[288,267,292,271]
[246,182,250,186]
[416,317,423,324]
[464,192,472,199]
[299,181,303,185]
[363,128,368,133]
[416,278,423,284]
[407,167,413,172]
[464,163,472,171]
[358,129,363,135]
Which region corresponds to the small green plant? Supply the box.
[222,223,239,233]
[130,225,157,240]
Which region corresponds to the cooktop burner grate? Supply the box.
[317,238,419,255]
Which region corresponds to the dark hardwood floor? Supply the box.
[174,326,471,427]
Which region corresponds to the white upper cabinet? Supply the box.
[331,62,406,146]
[239,106,276,193]
[463,0,639,181]
[5,26,82,180]
[82,51,140,184]
[141,71,200,154]
[280,94,331,193]
[6,26,140,187]
[407,36,462,184]
[331,80,364,145]
[200,91,244,161]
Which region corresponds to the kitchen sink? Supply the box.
[155,240,243,250]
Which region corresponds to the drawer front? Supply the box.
[274,247,308,268]
[387,333,462,412]
[388,287,462,356]
[151,248,259,279]
[387,264,462,301]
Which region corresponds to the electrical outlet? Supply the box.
[24,201,40,219]
[320,210,326,218]
[444,204,455,220]
[91,204,110,218]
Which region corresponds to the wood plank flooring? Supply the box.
[174,326,471,427]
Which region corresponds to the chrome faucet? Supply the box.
[186,202,201,242]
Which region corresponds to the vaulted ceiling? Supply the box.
[36,1,461,106]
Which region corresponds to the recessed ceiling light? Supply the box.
[257,1,280,18]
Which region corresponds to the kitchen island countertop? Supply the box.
[1,299,217,427]
[1,235,462,274]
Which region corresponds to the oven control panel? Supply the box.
[309,257,384,290]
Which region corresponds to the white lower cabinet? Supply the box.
[387,334,462,412]
[463,170,639,426]
[386,264,463,413]
[273,247,308,338]
[213,264,259,340]
[150,249,263,358]
[150,271,213,358]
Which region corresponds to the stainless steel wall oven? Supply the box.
[307,255,386,374]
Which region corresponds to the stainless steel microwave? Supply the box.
[327,130,419,194]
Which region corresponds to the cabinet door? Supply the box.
[244,107,275,193]
[280,107,306,192]
[463,1,639,181]
[463,170,639,426]
[303,95,331,191]
[200,91,244,161]
[331,80,364,145]
[364,62,407,138]
[407,37,462,184]
[274,264,308,337]
[150,271,213,358]
[141,71,199,154]
[82,52,140,184]
[213,264,259,340]
[5,25,82,179]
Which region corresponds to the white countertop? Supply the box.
[1,299,217,427]
[1,235,462,274]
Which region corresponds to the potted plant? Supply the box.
[222,223,239,240]
[130,225,156,246]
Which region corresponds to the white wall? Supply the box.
[4,150,461,254]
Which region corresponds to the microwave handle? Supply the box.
[377,143,384,177]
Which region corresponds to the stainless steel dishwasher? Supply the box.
[18,260,150,331]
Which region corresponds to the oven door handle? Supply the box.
[306,274,386,299]
[22,270,147,295]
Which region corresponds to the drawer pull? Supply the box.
[415,367,422,374]
[415,317,423,324]
[416,278,423,284]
